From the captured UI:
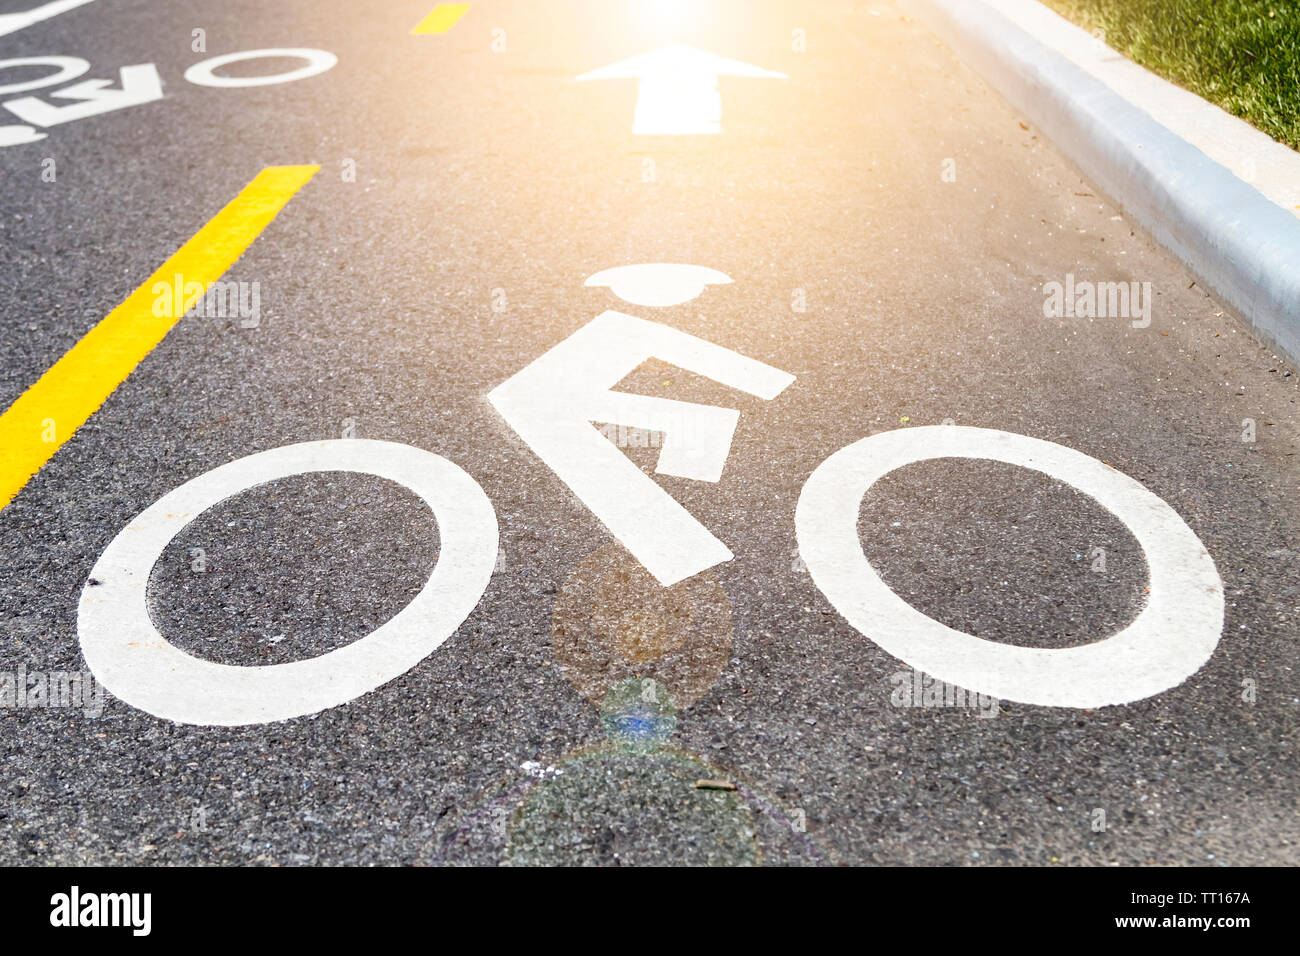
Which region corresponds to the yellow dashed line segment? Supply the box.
[412,3,471,34]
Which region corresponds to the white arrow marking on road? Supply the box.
[4,63,162,127]
[0,0,95,40]
[575,43,786,135]
[489,311,794,586]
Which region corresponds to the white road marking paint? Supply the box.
[0,48,333,145]
[5,63,161,126]
[0,124,45,145]
[0,55,88,96]
[585,264,732,307]
[78,440,497,726]
[796,426,1224,708]
[575,44,785,135]
[489,311,794,586]
[183,48,338,89]
[0,0,94,40]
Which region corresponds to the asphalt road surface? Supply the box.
[0,0,1296,866]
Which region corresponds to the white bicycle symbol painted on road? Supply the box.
[77,265,1224,724]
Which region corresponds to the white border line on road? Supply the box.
[0,0,95,40]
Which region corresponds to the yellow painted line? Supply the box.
[0,164,319,512]
[412,3,470,34]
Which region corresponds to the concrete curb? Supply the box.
[900,0,1300,365]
